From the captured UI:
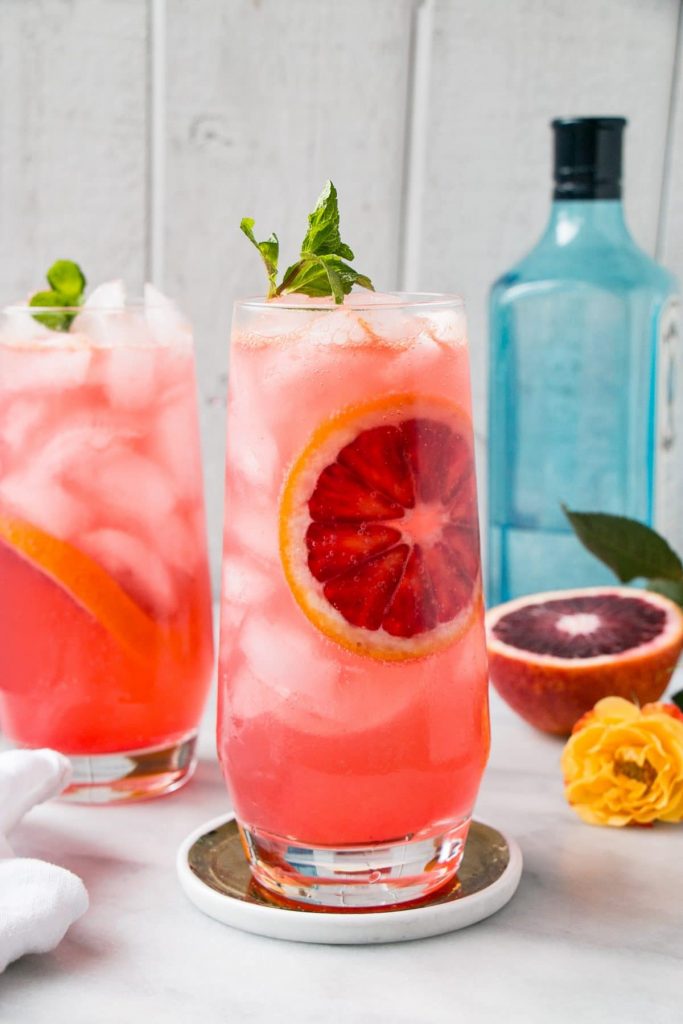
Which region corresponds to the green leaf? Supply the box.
[281,251,374,298]
[29,290,73,331]
[240,181,374,302]
[647,578,683,608]
[278,254,375,305]
[278,256,343,304]
[240,218,279,297]
[46,259,86,302]
[301,180,354,260]
[671,690,683,713]
[29,259,87,331]
[563,506,683,583]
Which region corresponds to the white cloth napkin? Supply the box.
[0,749,88,972]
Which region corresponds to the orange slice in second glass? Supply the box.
[0,513,159,662]
[279,394,482,661]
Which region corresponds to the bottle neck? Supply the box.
[543,199,631,248]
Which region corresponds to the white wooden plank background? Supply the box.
[659,4,683,284]
[163,0,415,582]
[1,0,682,587]
[0,0,148,298]
[415,0,681,521]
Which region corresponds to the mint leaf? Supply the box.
[647,578,683,608]
[278,254,374,305]
[240,218,279,297]
[278,255,344,304]
[300,181,354,260]
[46,259,86,302]
[29,290,72,331]
[30,259,87,331]
[240,181,374,304]
[563,506,683,583]
[671,691,683,713]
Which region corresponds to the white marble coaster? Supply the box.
[177,814,523,945]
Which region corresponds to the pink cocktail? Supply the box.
[0,291,214,801]
[218,294,489,907]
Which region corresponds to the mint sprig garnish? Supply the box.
[240,219,279,295]
[30,259,87,331]
[240,180,374,304]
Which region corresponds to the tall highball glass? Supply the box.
[0,300,214,801]
[218,293,489,908]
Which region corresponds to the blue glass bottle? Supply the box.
[488,117,680,605]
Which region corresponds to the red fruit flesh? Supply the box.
[487,588,683,735]
[492,594,666,658]
[305,417,479,638]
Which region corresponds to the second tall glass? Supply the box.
[0,299,214,801]
[218,293,489,908]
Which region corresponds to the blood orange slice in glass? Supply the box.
[0,512,159,662]
[280,394,481,660]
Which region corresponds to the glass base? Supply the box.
[60,733,197,804]
[239,817,472,909]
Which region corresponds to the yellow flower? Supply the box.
[561,696,683,827]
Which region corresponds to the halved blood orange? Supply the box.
[279,394,482,660]
[486,587,683,734]
[0,513,159,662]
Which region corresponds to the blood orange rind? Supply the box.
[486,587,683,735]
[0,512,160,663]
[279,393,482,661]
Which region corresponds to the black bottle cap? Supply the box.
[552,117,626,200]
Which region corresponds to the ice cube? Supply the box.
[34,423,120,480]
[421,308,467,346]
[0,422,117,538]
[220,597,246,637]
[237,305,320,346]
[305,308,375,347]
[0,344,92,393]
[1,398,47,452]
[0,469,91,540]
[229,428,279,494]
[145,284,192,349]
[150,397,201,496]
[359,309,423,348]
[78,308,151,350]
[72,281,150,349]
[0,307,55,345]
[0,418,115,524]
[221,555,276,607]
[240,613,339,703]
[79,527,175,614]
[224,496,279,564]
[101,345,159,410]
[83,280,126,311]
[161,510,201,572]
[226,661,274,721]
[72,449,177,533]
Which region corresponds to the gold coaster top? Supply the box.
[187,820,511,915]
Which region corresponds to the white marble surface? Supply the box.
[3,686,683,1024]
